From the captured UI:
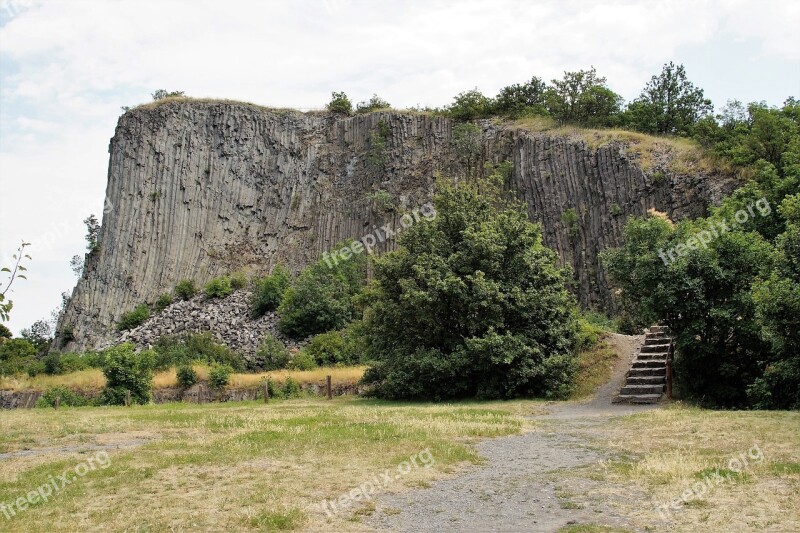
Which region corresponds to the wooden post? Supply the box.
[326,375,332,400]
[666,340,674,400]
[264,380,269,403]
[125,389,132,407]
[54,396,61,410]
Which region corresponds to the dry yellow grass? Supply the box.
[1,366,365,392]
[509,117,734,176]
[0,398,533,531]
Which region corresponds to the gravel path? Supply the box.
[368,334,659,533]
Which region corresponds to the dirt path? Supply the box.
[368,333,657,533]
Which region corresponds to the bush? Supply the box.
[152,332,244,371]
[304,327,364,366]
[100,343,155,405]
[229,271,249,290]
[360,177,579,400]
[176,365,198,388]
[155,293,173,312]
[27,361,45,377]
[209,364,232,389]
[35,386,92,408]
[256,334,292,371]
[0,338,36,376]
[446,88,495,120]
[282,377,302,398]
[278,244,367,338]
[327,91,352,114]
[204,276,233,298]
[174,279,197,300]
[117,304,150,331]
[0,324,11,338]
[289,350,317,371]
[251,265,291,317]
[356,94,391,114]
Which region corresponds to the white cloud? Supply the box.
[1,0,798,332]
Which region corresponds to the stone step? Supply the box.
[620,384,665,395]
[627,375,666,385]
[613,393,663,404]
[636,353,668,360]
[642,343,671,353]
[644,336,670,345]
[628,367,666,377]
[632,360,667,369]
[649,326,670,334]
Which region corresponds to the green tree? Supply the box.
[100,343,155,405]
[360,176,580,400]
[446,89,495,120]
[83,215,100,254]
[327,91,353,114]
[625,62,712,136]
[452,122,483,177]
[278,245,367,338]
[494,76,549,118]
[0,338,36,376]
[251,265,292,317]
[546,67,622,127]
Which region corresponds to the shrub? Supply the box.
[0,324,11,338]
[152,333,244,371]
[117,304,150,331]
[35,386,91,408]
[229,271,249,289]
[0,338,37,376]
[174,279,197,300]
[100,343,155,405]
[209,364,232,389]
[155,293,173,312]
[327,91,352,114]
[26,361,45,377]
[356,94,391,114]
[446,88,495,120]
[204,276,233,298]
[289,350,317,371]
[256,334,292,371]
[282,377,302,398]
[251,265,292,317]
[360,177,579,401]
[278,244,367,338]
[304,327,364,366]
[176,365,198,388]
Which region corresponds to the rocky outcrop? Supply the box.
[113,289,298,366]
[58,101,737,351]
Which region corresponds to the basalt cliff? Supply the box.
[57,100,736,351]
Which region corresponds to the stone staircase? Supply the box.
[614,325,673,404]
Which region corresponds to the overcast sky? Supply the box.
[0,0,798,335]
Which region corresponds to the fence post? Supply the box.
[666,341,674,400]
[125,389,131,407]
[54,396,61,410]
[264,380,269,403]
[326,375,332,400]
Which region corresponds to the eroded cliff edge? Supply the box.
[58,101,736,351]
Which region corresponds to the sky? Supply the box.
[0,0,798,335]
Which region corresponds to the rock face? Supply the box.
[58,101,736,351]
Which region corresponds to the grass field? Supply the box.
[1,397,797,532]
[0,398,533,531]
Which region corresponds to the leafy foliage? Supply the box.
[251,265,292,317]
[255,334,292,371]
[546,67,622,127]
[155,293,173,313]
[361,176,580,400]
[117,304,150,331]
[278,243,367,338]
[174,279,197,300]
[446,88,495,120]
[35,386,92,408]
[1,241,31,322]
[152,332,244,371]
[303,325,365,367]
[625,62,713,136]
[0,324,11,338]
[208,363,232,389]
[100,343,154,405]
[356,94,391,114]
[452,122,483,177]
[83,215,100,254]
[327,91,353,114]
[288,350,317,371]
[204,275,233,298]
[494,76,549,118]
[152,89,185,100]
[176,364,198,388]
[0,338,36,376]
